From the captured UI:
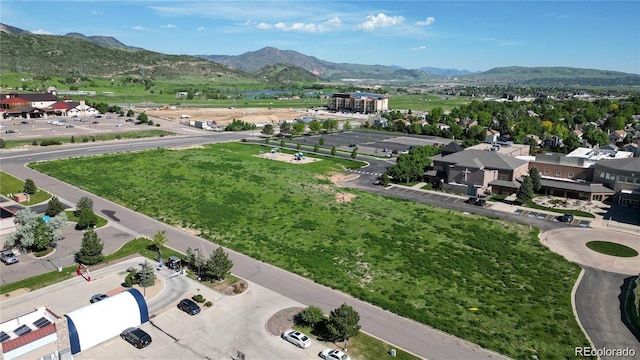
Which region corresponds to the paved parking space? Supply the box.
[512,209,591,227]
[2,257,332,360]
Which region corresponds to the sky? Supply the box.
[2,1,639,74]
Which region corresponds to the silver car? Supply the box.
[281,329,311,348]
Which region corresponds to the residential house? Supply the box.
[485,129,500,143]
[610,129,627,143]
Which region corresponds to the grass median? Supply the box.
[29,142,589,359]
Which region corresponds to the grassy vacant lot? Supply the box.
[30,143,588,359]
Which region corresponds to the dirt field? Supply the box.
[143,107,314,126]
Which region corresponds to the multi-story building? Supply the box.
[593,158,640,207]
[327,93,388,113]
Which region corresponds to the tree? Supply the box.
[298,305,325,326]
[343,121,352,130]
[77,229,104,265]
[126,109,135,117]
[261,124,274,137]
[350,148,357,159]
[279,122,292,137]
[32,218,51,251]
[319,136,325,146]
[75,196,93,217]
[138,260,156,288]
[137,112,149,123]
[185,247,197,267]
[76,207,98,230]
[24,179,37,194]
[529,168,542,192]
[327,303,361,344]
[380,173,390,186]
[314,144,319,152]
[292,121,306,136]
[152,229,168,261]
[323,119,338,133]
[308,120,322,134]
[331,146,337,156]
[45,197,65,217]
[517,176,534,201]
[204,246,233,281]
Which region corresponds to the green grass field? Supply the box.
[29,142,588,359]
[0,171,52,205]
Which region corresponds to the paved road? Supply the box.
[575,268,640,359]
[1,134,508,359]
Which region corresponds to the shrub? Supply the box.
[32,140,39,146]
[155,123,160,127]
[82,137,89,143]
[192,294,206,303]
[204,301,212,307]
[115,135,121,140]
[297,305,325,326]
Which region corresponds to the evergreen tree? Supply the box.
[77,229,104,265]
[517,176,534,201]
[75,196,93,216]
[138,260,156,287]
[76,208,98,229]
[380,173,390,186]
[261,124,274,137]
[351,148,357,159]
[327,303,361,343]
[314,144,319,152]
[331,146,337,156]
[319,136,325,146]
[529,168,542,192]
[24,179,37,194]
[204,246,233,281]
[45,196,65,217]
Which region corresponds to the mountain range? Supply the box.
[2,23,639,86]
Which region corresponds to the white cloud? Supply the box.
[132,26,146,31]
[257,16,342,33]
[32,29,52,35]
[160,24,176,28]
[237,20,257,26]
[415,17,435,26]
[91,10,103,15]
[409,46,427,51]
[354,13,404,31]
[197,26,206,31]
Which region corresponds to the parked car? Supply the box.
[0,250,18,265]
[177,298,201,315]
[115,123,123,127]
[120,327,152,349]
[91,121,99,124]
[125,118,134,122]
[557,213,574,223]
[348,143,356,147]
[66,124,75,128]
[5,129,16,134]
[320,349,351,360]
[281,329,311,348]
[90,294,109,303]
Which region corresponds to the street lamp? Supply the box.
[195,248,201,281]
[342,310,348,352]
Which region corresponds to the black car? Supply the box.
[177,298,201,315]
[557,213,574,223]
[90,293,109,303]
[120,327,152,349]
[5,129,15,134]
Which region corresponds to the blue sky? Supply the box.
[2,1,639,74]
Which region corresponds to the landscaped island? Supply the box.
[30,142,589,359]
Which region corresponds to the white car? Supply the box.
[281,329,311,348]
[320,349,350,360]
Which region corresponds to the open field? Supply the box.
[29,142,589,359]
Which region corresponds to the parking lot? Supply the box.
[1,257,332,360]
[1,114,146,139]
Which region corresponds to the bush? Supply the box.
[204,301,212,307]
[32,140,39,146]
[115,135,121,140]
[192,294,206,303]
[297,305,325,326]
[82,137,89,143]
[40,139,62,146]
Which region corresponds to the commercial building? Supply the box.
[327,92,389,113]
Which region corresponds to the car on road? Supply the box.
[91,121,99,124]
[557,213,574,223]
[90,293,109,303]
[348,143,356,147]
[466,197,486,206]
[65,124,74,128]
[177,298,201,315]
[281,329,311,348]
[126,118,134,122]
[0,250,18,265]
[5,129,16,134]
[320,348,350,360]
[120,327,152,349]
[115,123,123,127]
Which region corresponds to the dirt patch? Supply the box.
[329,172,358,185]
[255,151,321,165]
[143,107,310,126]
[209,278,249,296]
[336,192,356,203]
[266,307,304,336]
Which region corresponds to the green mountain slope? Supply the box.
[0,32,248,79]
[255,64,321,83]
